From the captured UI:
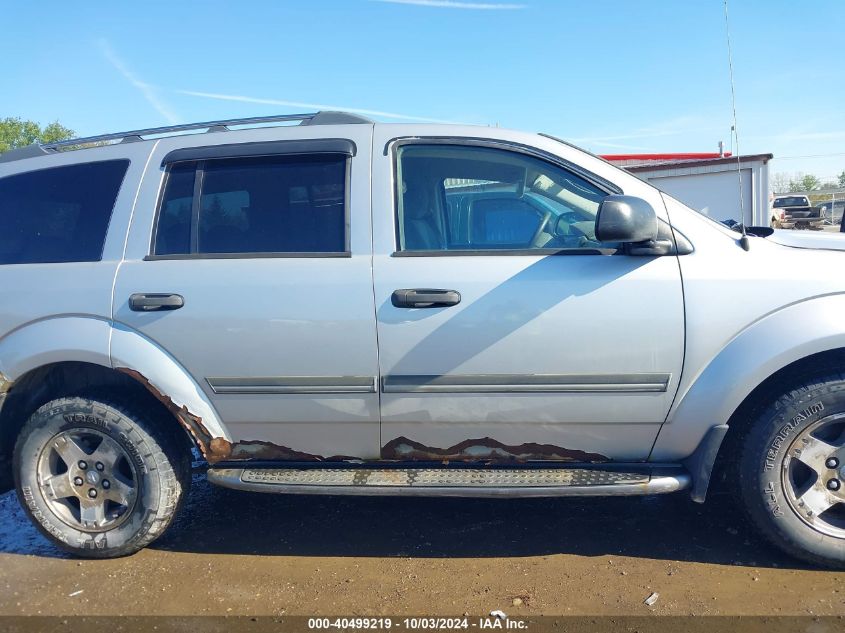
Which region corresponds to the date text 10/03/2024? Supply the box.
[307,617,528,630]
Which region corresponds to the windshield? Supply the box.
[774,196,808,207]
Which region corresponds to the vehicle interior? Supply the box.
[397,145,611,252]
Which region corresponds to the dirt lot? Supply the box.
[0,471,843,618]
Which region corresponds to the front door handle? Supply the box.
[129,293,185,312]
[391,289,461,309]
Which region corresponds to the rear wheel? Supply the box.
[14,396,190,558]
[737,373,845,568]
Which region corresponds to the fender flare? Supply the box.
[110,321,233,456]
[653,293,845,465]
[0,316,231,458]
[0,316,112,380]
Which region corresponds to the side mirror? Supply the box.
[595,195,658,243]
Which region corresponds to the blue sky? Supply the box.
[2,0,843,181]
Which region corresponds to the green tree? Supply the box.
[799,174,822,191]
[838,171,845,188]
[0,117,74,153]
[789,173,822,192]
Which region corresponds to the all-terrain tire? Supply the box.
[14,396,191,558]
[737,372,845,568]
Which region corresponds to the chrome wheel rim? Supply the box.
[36,429,139,532]
[781,413,845,539]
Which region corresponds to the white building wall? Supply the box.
[630,159,770,226]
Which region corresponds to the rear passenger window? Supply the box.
[153,154,348,256]
[0,160,129,264]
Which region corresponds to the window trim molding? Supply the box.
[160,138,357,166]
[391,248,615,257]
[386,137,622,257]
[149,151,352,260]
[144,251,351,261]
[189,160,205,254]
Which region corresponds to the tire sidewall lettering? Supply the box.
[20,485,69,544]
[760,398,827,521]
[764,400,825,473]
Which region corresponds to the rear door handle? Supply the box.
[391,289,461,309]
[129,293,185,312]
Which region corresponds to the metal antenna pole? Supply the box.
[724,0,750,250]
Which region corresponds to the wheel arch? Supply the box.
[0,360,198,490]
[0,317,233,489]
[652,295,845,503]
[653,294,845,463]
[109,321,232,456]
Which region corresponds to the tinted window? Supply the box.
[155,163,194,255]
[774,197,809,207]
[0,160,129,264]
[396,145,610,252]
[154,154,347,256]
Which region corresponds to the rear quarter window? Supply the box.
[0,160,129,264]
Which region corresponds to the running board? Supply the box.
[207,466,691,498]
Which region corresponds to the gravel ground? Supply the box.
[0,472,843,617]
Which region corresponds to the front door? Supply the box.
[113,126,380,460]
[371,133,685,462]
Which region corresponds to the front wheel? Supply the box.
[14,397,190,558]
[738,373,845,568]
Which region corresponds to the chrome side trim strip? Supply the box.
[381,373,671,394]
[206,374,671,395]
[207,467,690,498]
[207,376,377,395]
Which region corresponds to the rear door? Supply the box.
[371,129,685,462]
[113,125,380,460]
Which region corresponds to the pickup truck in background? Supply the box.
[772,195,824,230]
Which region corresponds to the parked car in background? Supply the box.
[817,199,845,226]
[1,113,845,568]
[772,195,824,230]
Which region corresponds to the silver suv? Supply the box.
[1,112,844,566]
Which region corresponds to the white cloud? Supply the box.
[98,40,179,124]
[174,89,461,124]
[372,0,526,9]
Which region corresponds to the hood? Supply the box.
[766,229,845,252]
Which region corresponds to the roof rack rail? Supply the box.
[0,111,372,165]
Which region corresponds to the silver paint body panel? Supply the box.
[111,124,381,459]
[2,121,845,478]
[371,125,685,460]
